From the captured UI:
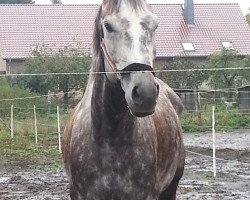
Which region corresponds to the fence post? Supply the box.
[47,90,51,135]
[11,105,14,139]
[212,106,216,177]
[34,105,38,144]
[57,105,62,153]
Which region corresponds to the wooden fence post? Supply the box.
[11,105,13,139]
[34,105,38,144]
[212,106,216,177]
[57,105,61,153]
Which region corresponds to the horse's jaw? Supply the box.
[130,110,155,118]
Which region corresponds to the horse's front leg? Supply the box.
[69,182,82,200]
[158,177,179,200]
[158,165,184,200]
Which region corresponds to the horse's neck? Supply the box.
[91,72,132,132]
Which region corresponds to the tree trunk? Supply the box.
[63,91,69,109]
[62,77,69,109]
[224,74,236,103]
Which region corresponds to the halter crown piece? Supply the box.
[100,38,118,72]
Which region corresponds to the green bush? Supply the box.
[0,78,54,117]
[216,110,250,131]
[12,46,91,107]
[182,110,212,133]
[181,108,250,133]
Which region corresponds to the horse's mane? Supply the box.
[92,6,104,73]
[91,0,144,73]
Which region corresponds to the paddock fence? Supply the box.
[0,69,250,178]
[0,90,249,171]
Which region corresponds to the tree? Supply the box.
[0,0,34,3]
[206,48,248,102]
[51,0,62,4]
[158,58,209,90]
[14,45,91,107]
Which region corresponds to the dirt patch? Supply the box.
[178,147,250,199]
[0,168,69,200]
[0,130,250,199]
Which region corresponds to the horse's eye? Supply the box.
[153,23,159,31]
[141,22,148,31]
[141,22,158,32]
[104,22,114,33]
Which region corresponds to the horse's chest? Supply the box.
[71,131,157,199]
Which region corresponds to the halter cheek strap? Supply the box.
[100,38,155,78]
[100,38,118,72]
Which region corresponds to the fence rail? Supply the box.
[1,67,250,77]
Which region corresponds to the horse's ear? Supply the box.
[102,0,120,14]
[92,5,104,56]
[101,1,107,13]
[103,0,108,5]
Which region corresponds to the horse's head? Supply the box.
[100,0,159,117]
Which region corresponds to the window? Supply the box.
[31,44,37,52]
[221,41,234,50]
[182,42,195,51]
[31,44,41,53]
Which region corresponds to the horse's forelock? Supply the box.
[103,0,144,14]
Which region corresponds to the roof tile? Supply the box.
[0,4,250,59]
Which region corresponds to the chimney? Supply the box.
[184,0,194,26]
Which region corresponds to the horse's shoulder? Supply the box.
[156,78,183,117]
[62,82,93,172]
[72,80,93,124]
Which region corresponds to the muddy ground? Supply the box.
[0,130,249,200]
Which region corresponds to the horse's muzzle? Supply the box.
[120,64,159,117]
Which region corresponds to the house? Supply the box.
[238,85,250,111]
[175,89,200,111]
[0,49,6,73]
[0,0,250,74]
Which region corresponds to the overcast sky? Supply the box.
[35,0,250,15]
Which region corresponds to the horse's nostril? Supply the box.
[156,83,160,96]
[132,86,141,104]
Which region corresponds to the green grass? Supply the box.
[0,124,63,169]
[0,105,69,168]
[182,108,250,133]
[182,110,212,132]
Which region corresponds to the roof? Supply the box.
[0,4,250,59]
[238,85,250,91]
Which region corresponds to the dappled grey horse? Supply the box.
[63,0,185,199]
